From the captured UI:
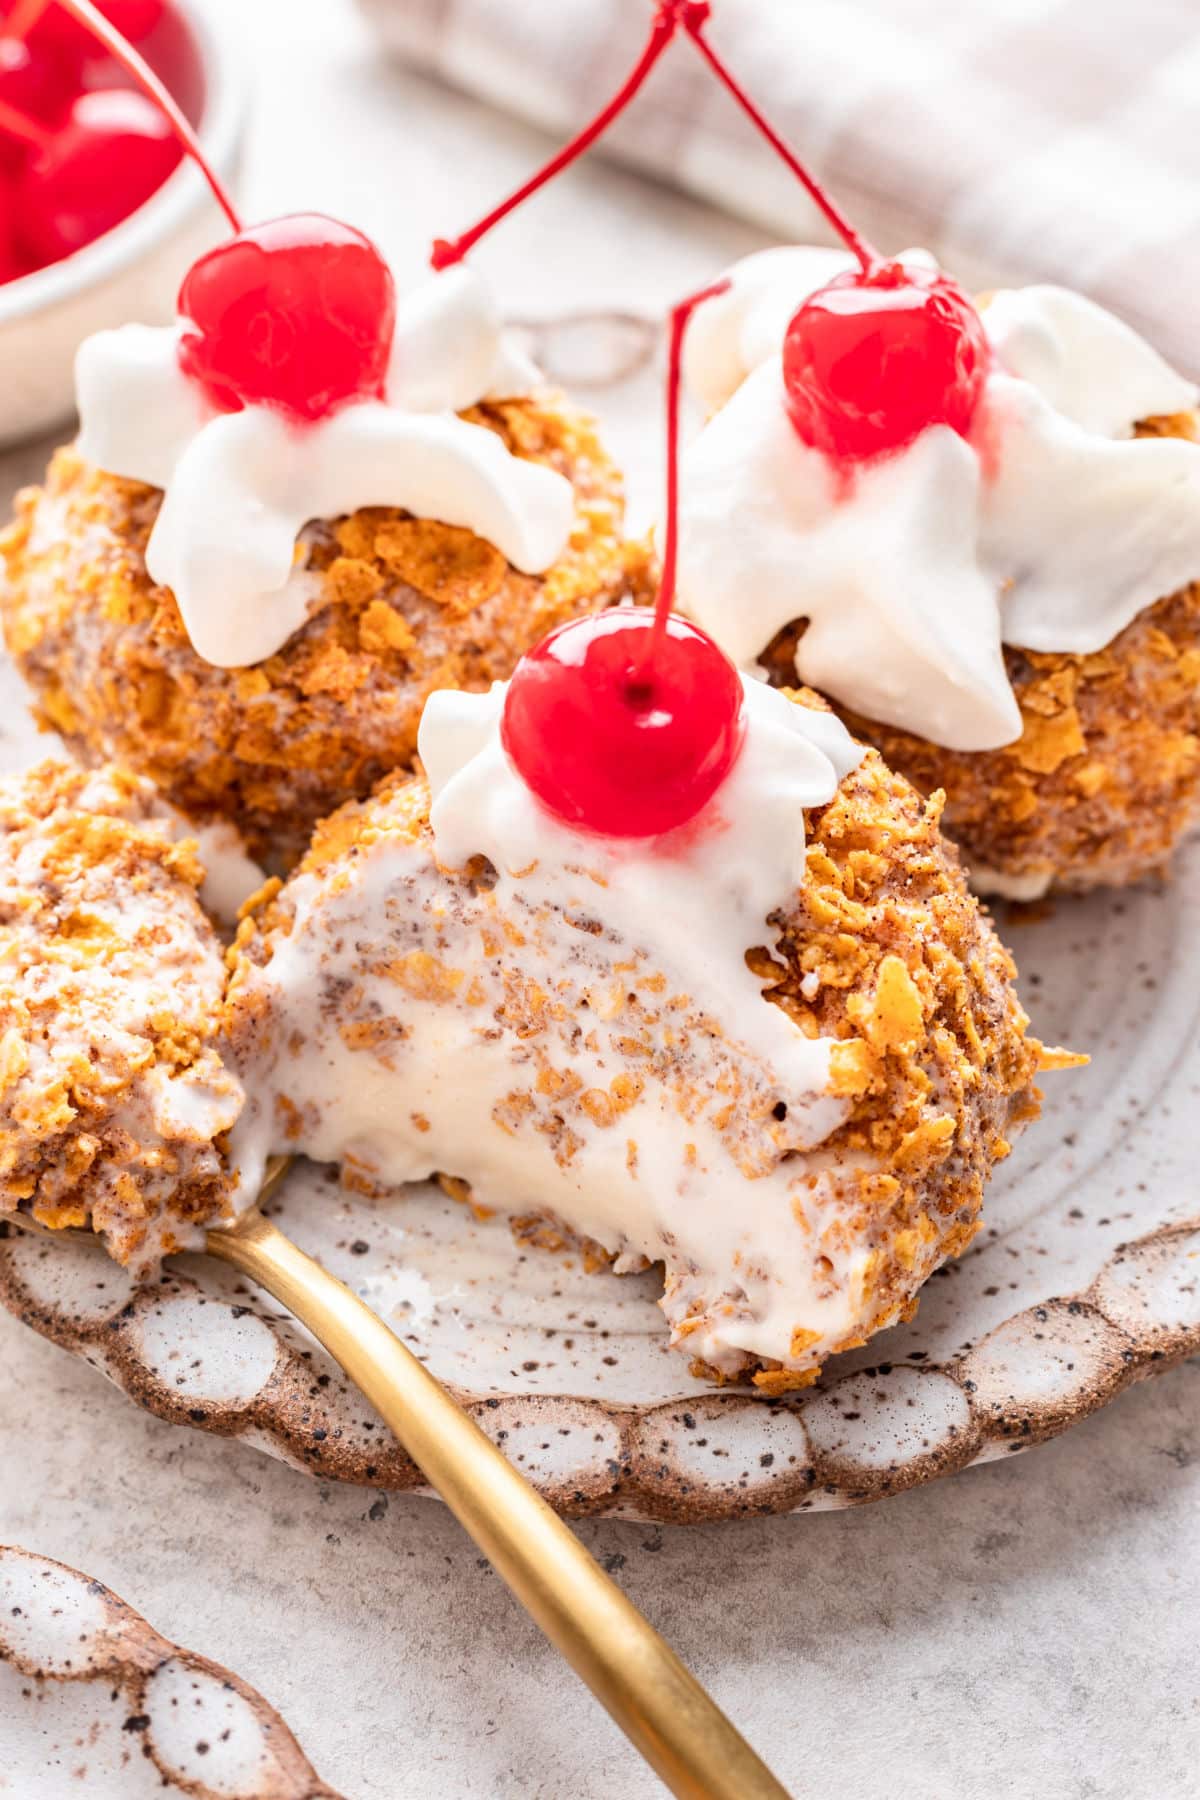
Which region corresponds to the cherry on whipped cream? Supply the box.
[17,9,396,422]
[439,0,990,470]
[468,0,994,849]
[501,610,745,839]
[434,3,748,841]
[782,260,990,461]
[6,4,401,429]
[679,6,990,463]
[177,216,397,422]
[501,267,746,842]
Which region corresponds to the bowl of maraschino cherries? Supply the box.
[0,0,244,446]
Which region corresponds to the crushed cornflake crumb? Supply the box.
[759,413,1200,893]
[0,761,244,1270]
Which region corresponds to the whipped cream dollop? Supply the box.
[679,254,1200,751]
[229,683,879,1376]
[75,265,575,669]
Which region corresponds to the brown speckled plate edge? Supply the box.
[1,1211,1196,1523]
[0,1543,342,1797]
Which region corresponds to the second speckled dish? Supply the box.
[0,1544,339,1798]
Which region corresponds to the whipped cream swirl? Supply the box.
[679,253,1200,751]
[75,266,575,669]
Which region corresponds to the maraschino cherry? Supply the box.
[0,0,222,272]
[432,2,748,840]
[502,279,745,841]
[501,610,743,839]
[0,33,56,149]
[0,175,23,279]
[782,261,989,460]
[436,0,990,473]
[14,1,397,425]
[679,6,990,462]
[503,5,993,839]
[15,86,180,261]
[0,85,47,174]
[177,216,396,422]
[28,0,165,58]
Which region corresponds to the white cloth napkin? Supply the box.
[358,0,1200,376]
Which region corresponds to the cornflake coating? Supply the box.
[1,394,645,862]
[0,761,244,1271]
[763,413,1200,895]
[225,697,1059,1388]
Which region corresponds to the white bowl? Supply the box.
[0,0,246,449]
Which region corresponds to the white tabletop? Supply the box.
[1,4,1197,1795]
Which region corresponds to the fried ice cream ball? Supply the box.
[0,761,244,1272]
[1,394,643,862]
[223,694,1066,1388]
[762,414,1200,897]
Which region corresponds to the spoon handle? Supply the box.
[208,1207,790,1800]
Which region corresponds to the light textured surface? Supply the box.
[1,2,1198,1794]
[2,1328,1198,1798]
[358,0,1200,376]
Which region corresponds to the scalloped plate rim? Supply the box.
[2,1201,1197,1523]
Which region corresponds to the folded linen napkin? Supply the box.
[358,0,1200,377]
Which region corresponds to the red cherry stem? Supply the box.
[646,276,730,666]
[0,96,50,147]
[51,0,242,232]
[680,10,879,274]
[430,0,693,271]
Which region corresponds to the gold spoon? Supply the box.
[10,1168,791,1800]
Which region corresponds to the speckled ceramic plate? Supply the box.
[2,591,1200,1521]
[0,1544,340,1797]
